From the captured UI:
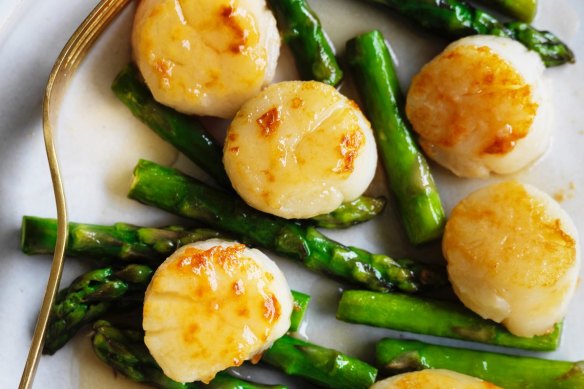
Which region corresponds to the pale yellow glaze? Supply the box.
[443,181,580,337]
[223,80,378,219]
[143,239,292,383]
[132,0,279,118]
[370,369,502,389]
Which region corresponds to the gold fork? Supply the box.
[19,0,131,387]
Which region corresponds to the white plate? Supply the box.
[0,0,583,387]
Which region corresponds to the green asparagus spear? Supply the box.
[346,30,445,245]
[94,319,377,389]
[263,335,377,389]
[361,0,574,67]
[267,0,343,86]
[112,64,230,188]
[113,64,385,229]
[92,320,287,389]
[476,0,537,22]
[376,338,584,389]
[44,264,154,355]
[21,216,224,262]
[336,290,561,351]
[205,374,286,389]
[128,159,448,293]
[289,290,310,333]
[309,196,386,229]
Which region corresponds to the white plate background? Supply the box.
[0,0,583,387]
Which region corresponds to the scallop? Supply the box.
[370,369,501,389]
[406,35,550,178]
[142,239,293,383]
[443,181,580,337]
[132,0,280,118]
[223,80,378,219]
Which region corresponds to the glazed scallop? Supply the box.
[143,239,293,383]
[370,369,501,389]
[223,80,378,219]
[132,0,280,118]
[406,35,550,177]
[443,181,580,337]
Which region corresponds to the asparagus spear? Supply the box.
[44,258,308,354]
[44,264,153,355]
[376,338,584,389]
[309,196,386,230]
[112,63,230,188]
[346,30,445,245]
[92,320,287,389]
[262,335,378,389]
[21,216,224,262]
[128,159,448,293]
[267,0,343,86]
[205,374,285,389]
[94,319,377,389]
[476,0,537,22]
[361,0,574,67]
[289,290,310,333]
[336,290,561,351]
[113,64,385,229]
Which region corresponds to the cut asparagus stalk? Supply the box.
[93,319,377,389]
[346,30,445,245]
[263,335,378,389]
[21,216,224,262]
[309,196,386,230]
[376,337,584,389]
[267,0,343,86]
[336,290,562,351]
[128,159,448,293]
[360,0,573,67]
[289,290,310,333]
[112,63,230,188]
[44,264,153,355]
[476,0,537,22]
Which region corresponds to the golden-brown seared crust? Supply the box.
[443,181,579,337]
[223,81,378,219]
[371,369,503,389]
[405,36,549,178]
[132,0,279,118]
[143,240,292,383]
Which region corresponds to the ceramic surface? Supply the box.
[0,0,582,387]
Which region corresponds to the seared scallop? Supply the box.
[406,35,550,178]
[370,369,501,389]
[443,181,580,337]
[143,239,293,383]
[223,80,378,219]
[132,0,280,118]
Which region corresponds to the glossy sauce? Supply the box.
[132,0,278,118]
[444,181,580,337]
[408,45,537,155]
[406,36,549,178]
[224,80,377,219]
[143,240,291,383]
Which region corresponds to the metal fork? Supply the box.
[18,0,131,387]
